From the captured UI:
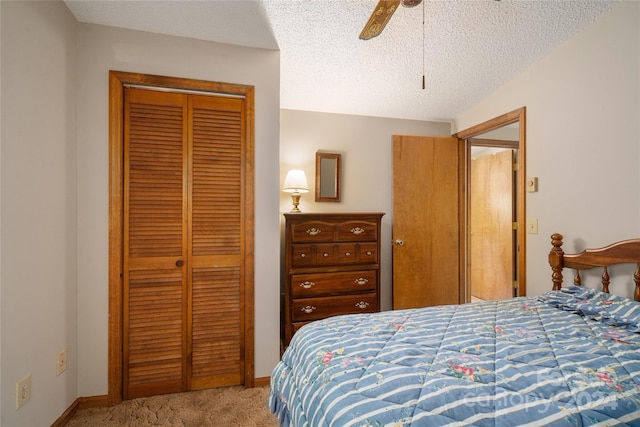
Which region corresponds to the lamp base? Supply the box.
[290,192,302,213]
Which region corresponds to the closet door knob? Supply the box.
[175,259,184,267]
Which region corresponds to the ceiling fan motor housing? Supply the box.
[402,0,422,7]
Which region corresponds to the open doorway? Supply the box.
[469,141,517,301]
[455,107,526,301]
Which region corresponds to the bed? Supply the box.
[268,233,640,426]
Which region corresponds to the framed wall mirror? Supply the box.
[315,152,341,202]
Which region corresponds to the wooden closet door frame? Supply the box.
[108,71,255,404]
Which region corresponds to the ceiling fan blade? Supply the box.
[359,0,401,40]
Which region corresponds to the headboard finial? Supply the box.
[549,233,564,291]
[551,233,563,250]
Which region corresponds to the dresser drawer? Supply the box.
[290,220,335,243]
[291,270,376,297]
[290,218,380,243]
[291,243,378,268]
[336,243,357,263]
[291,244,314,266]
[336,220,379,242]
[292,293,377,322]
[313,244,339,265]
[357,243,378,263]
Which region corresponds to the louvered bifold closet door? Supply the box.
[188,95,245,389]
[124,88,188,399]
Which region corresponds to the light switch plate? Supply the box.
[527,218,538,234]
[526,177,538,192]
[16,375,31,409]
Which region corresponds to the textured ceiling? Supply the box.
[64,0,618,122]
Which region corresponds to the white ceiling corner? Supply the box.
[64,0,619,122]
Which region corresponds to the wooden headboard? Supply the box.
[549,233,640,302]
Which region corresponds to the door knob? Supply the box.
[175,259,184,267]
[395,239,404,246]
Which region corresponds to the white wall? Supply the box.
[454,1,640,299]
[1,1,78,425]
[279,110,451,310]
[75,24,281,395]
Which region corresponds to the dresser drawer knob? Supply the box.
[323,253,329,257]
[306,228,321,236]
[350,227,365,235]
[345,252,351,256]
[301,305,317,314]
[300,253,306,258]
[355,301,370,309]
[354,278,369,286]
[300,281,315,289]
[366,251,372,256]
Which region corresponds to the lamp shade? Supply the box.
[282,170,309,193]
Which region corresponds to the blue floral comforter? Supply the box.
[268,286,640,426]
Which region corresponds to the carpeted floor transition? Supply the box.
[66,385,280,427]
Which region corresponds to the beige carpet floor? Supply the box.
[65,385,280,427]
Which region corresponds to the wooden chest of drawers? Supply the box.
[282,212,384,347]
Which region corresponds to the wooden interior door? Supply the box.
[470,150,514,301]
[392,135,463,309]
[123,87,246,399]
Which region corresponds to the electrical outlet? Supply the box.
[16,374,31,409]
[57,349,67,375]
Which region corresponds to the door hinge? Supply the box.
[512,222,518,230]
[513,280,519,289]
[513,162,518,171]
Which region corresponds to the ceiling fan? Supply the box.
[359,0,422,40]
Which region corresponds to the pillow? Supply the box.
[538,285,640,332]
